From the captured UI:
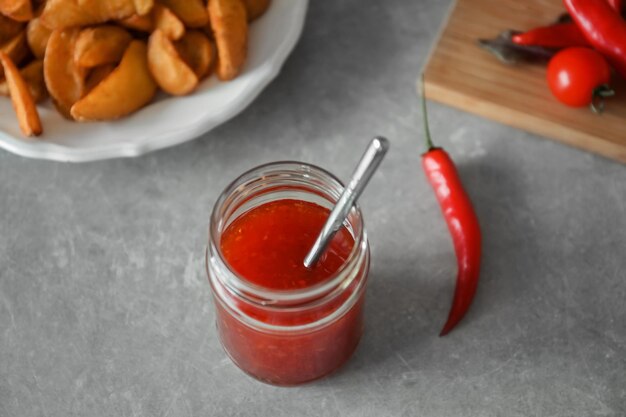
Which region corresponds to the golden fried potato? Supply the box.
[175,30,213,80]
[117,14,154,32]
[20,59,47,102]
[0,31,28,79]
[153,4,184,40]
[0,13,24,45]
[208,0,247,81]
[148,29,197,95]
[0,0,33,22]
[1,30,28,60]
[44,28,87,118]
[157,0,208,28]
[41,0,136,29]
[0,59,48,102]
[201,22,214,40]
[26,17,52,59]
[40,1,89,28]
[84,63,115,93]
[242,0,270,21]
[133,0,153,16]
[71,40,157,121]
[0,61,36,98]
[0,52,42,136]
[74,26,132,68]
[94,0,139,19]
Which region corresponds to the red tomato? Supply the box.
[547,47,612,109]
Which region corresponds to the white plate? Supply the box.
[0,0,308,162]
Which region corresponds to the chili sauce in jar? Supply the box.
[206,162,370,386]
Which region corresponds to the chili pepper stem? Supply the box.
[590,84,615,114]
[420,75,436,151]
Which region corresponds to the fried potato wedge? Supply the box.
[83,63,115,93]
[133,0,153,15]
[157,0,208,28]
[74,26,132,68]
[0,13,24,45]
[208,0,247,81]
[41,0,136,29]
[175,30,213,80]
[0,30,28,79]
[117,14,153,32]
[93,0,137,19]
[0,51,42,136]
[19,59,47,102]
[153,4,184,40]
[0,59,47,102]
[1,30,28,61]
[26,17,52,59]
[71,40,157,121]
[148,29,197,95]
[0,0,33,22]
[44,28,87,118]
[242,0,270,21]
[201,22,214,40]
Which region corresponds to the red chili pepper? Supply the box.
[512,23,590,48]
[420,78,482,336]
[607,0,622,12]
[565,0,626,78]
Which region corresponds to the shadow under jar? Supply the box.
[206,162,370,386]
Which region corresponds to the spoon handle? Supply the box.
[303,137,389,269]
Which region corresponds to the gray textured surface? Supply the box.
[1,1,626,416]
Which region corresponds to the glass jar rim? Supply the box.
[208,161,366,305]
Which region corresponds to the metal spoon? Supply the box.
[303,137,390,268]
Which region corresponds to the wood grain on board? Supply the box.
[423,0,626,163]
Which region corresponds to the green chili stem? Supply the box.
[590,84,615,114]
[420,74,435,151]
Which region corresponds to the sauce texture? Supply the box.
[220,199,354,290]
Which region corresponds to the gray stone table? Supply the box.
[1,1,625,416]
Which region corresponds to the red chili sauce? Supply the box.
[220,199,354,290]
[215,199,367,385]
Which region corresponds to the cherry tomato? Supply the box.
[547,47,613,111]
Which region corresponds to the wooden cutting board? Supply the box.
[423,0,626,163]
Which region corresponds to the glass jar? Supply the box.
[206,162,370,386]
